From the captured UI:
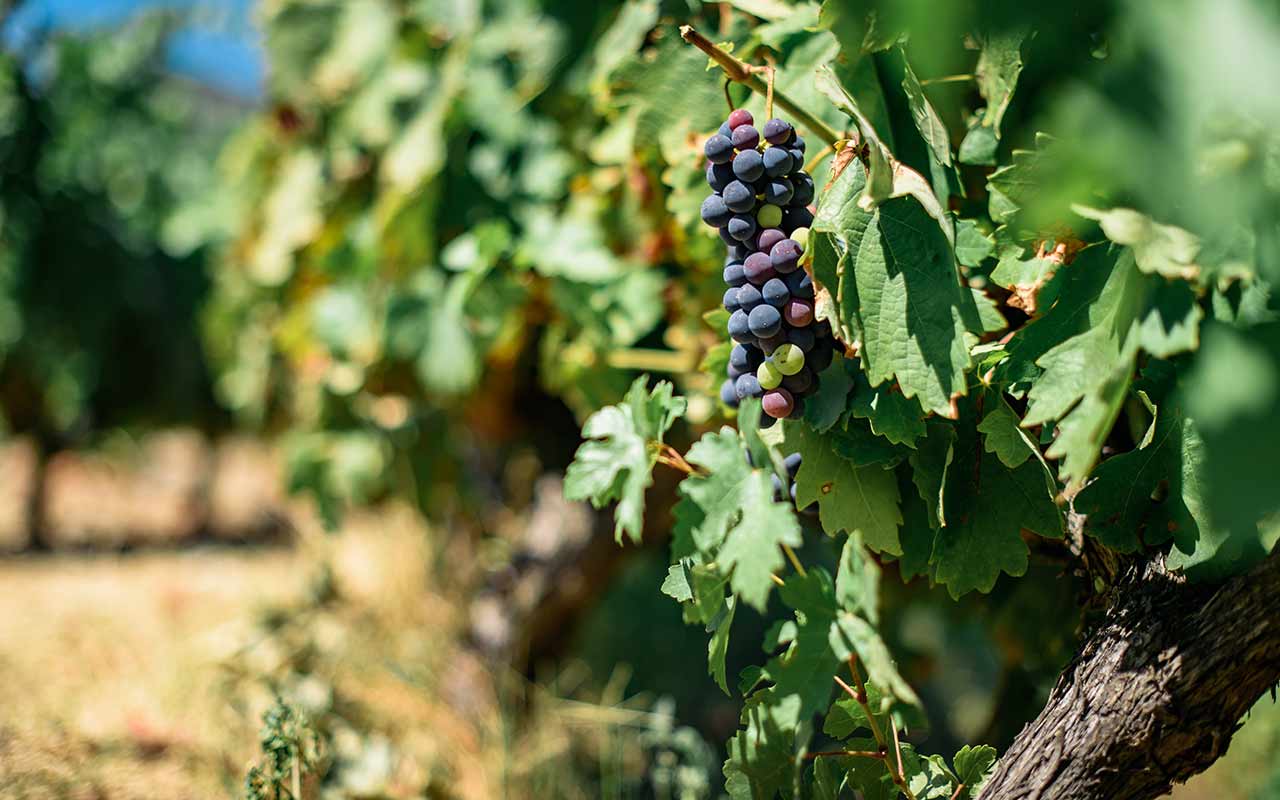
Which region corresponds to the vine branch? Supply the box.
[678,25,841,147]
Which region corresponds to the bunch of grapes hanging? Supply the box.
[702,109,836,430]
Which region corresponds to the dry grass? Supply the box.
[0,544,303,798]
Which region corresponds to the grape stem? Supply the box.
[678,25,841,147]
[836,654,920,800]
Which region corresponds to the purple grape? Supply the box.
[732,125,760,151]
[735,373,763,400]
[743,252,775,285]
[701,194,731,227]
[762,278,789,307]
[771,472,785,501]
[791,134,807,155]
[756,228,786,253]
[723,287,742,313]
[732,149,765,182]
[727,242,751,262]
[783,206,814,233]
[784,269,813,299]
[729,344,757,372]
[727,213,757,242]
[720,378,740,407]
[764,177,794,206]
[763,118,794,145]
[763,147,793,177]
[718,226,738,246]
[705,134,734,164]
[782,367,813,394]
[770,239,802,274]
[736,283,764,312]
[718,121,733,137]
[706,161,734,192]
[762,388,794,419]
[784,298,814,327]
[783,452,802,477]
[728,310,752,343]
[757,331,787,354]
[748,304,782,338]
[723,180,756,213]
[727,109,754,130]
[724,262,747,287]
[791,173,815,207]
[787,326,815,352]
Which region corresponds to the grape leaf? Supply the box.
[784,421,903,555]
[1010,247,1202,485]
[958,30,1024,165]
[848,372,927,447]
[986,132,1054,225]
[1171,322,1280,578]
[909,422,956,531]
[824,189,983,417]
[564,377,686,543]
[952,744,998,799]
[803,354,857,433]
[660,562,693,602]
[931,397,1063,597]
[831,612,922,714]
[954,218,995,267]
[1073,205,1201,281]
[717,470,804,612]
[836,532,880,623]
[901,745,959,799]
[899,50,952,168]
[708,596,737,695]
[977,399,1034,468]
[680,427,755,552]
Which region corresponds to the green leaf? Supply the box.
[831,612,922,714]
[848,372,927,447]
[952,744,998,799]
[709,596,738,695]
[564,377,686,544]
[803,355,857,433]
[932,397,1063,597]
[823,684,889,739]
[717,470,804,612]
[899,50,952,168]
[1172,322,1280,578]
[835,193,982,416]
[660,561,693,602]
[836,533,880,623]
[954,219,995,267]
[1007,247,1202,485]
[958,29,1024,165]
[977,399,1034,468]
[784,421,903,554]
[901,746,959,799]
[909,421,955,531]
[1073,205,1201,281]
[681,428,755,552]
[986,132,1053,225]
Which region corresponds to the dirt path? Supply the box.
[0,546,305,799]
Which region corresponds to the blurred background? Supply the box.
[0,0,1276,797]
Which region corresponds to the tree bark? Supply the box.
[978,549,1280,800]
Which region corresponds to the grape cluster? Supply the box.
[702,109,835,430]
